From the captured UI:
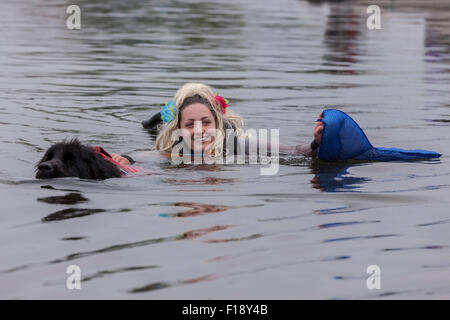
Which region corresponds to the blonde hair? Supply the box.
[156,83,244,157]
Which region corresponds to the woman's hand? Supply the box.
[313,112,324,145]
[111,153,131,165]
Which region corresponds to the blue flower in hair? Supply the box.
[161,100,177,123]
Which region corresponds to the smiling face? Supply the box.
[179,103,217,152]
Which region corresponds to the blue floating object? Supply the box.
[318,109,441,162]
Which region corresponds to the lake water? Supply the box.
[0,0,449,299]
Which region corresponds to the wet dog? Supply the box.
[35,139,123,180]
[142,112,163,131]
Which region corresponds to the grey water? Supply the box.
[0,0,449,299]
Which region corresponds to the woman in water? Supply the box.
[112,83,323,164]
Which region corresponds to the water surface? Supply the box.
[0,0,449,299]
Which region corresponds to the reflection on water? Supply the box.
[204,233,263,243]
[61,236,88,241]
[130,274,216,294]
[37,192,88,205]
[0,0,449,299]
[176,225,230,240]
[323,3,362,70]
[82,265,159,283]
[42,208,106,222]
[163,177,236,185]
[323,233,400,243]
[310,162,371,192]
[0,225,232,271]
[159,202,228,218]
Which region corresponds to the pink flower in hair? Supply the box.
[214,94,229,114]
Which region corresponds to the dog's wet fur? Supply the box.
[142,112,163,132]
[35,139,122,180]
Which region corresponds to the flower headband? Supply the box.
[160,94,229,124]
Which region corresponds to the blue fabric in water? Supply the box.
[317,109,441,162]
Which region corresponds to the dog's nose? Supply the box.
[36,160,63,179]
[38,163,52,172]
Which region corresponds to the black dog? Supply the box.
[142,112,163,131]
[36,139,122,180]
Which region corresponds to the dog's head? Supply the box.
[36,139,122,180]
[142,112,163,132]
